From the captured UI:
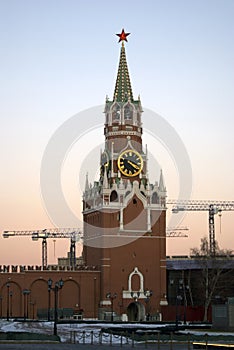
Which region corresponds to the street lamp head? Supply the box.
[59,279,64,288]
[106,292,117,299]
[47,278,53,290]
[144,289,153,298]
[23,289,30,295]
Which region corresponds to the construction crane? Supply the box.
[167,199,234,256]
[3,228,83,268]
[2,224,187,269]
[2,225,186,268]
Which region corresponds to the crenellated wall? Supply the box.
[0,265,98,273]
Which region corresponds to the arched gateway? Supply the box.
[127,302,145,322]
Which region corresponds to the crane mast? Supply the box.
[3,228,83,268]
[167,199,234,256]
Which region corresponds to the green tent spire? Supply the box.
[113,30,133,102]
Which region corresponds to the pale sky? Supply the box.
[0,0,234,265]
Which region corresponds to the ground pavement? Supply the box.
[0,343,191,350]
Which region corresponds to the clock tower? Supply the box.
[83,30,167,321]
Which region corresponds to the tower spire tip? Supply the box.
[116,28,130,43]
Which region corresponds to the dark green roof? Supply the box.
[113,42,133,102]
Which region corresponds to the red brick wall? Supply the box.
[0,269,100,319]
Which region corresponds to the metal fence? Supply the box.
[68,330,198,349]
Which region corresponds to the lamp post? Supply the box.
[7,283,10,321]
[0,296,2,318]
[170,278,185,329]
[106,292,117,322]
[22,289,31,320]
[9,291,13,317]
[30,301,35,319]
[47,279,64,336]
[174,278,189,326]
[48,278,52,321]
[144,289,153,321]
[175,294,183,329]
[6,283,10,321]
[93,277,97,319]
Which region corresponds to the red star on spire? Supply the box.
[116,28,130,43]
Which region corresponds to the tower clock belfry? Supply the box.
[83,30,167,321]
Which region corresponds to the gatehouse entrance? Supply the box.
[127,302,145,322]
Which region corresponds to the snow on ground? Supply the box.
[1,320,234,344]
[179,330,234,337]
[0,320,135,344]
[0,320,55,336]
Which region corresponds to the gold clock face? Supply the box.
[117,149,143,177]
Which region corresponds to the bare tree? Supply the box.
[191,237,232,322]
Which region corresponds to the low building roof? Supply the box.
[166,256,234,270]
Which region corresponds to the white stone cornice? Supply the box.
[105,130,141,138]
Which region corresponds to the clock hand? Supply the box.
[127,160,140,170]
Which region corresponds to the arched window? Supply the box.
[111,103,121,123]
[137,112,141,124]
[128,267,144,292]
[110,190,118,202]
[152,192,159,204]
[124,103,134,120]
